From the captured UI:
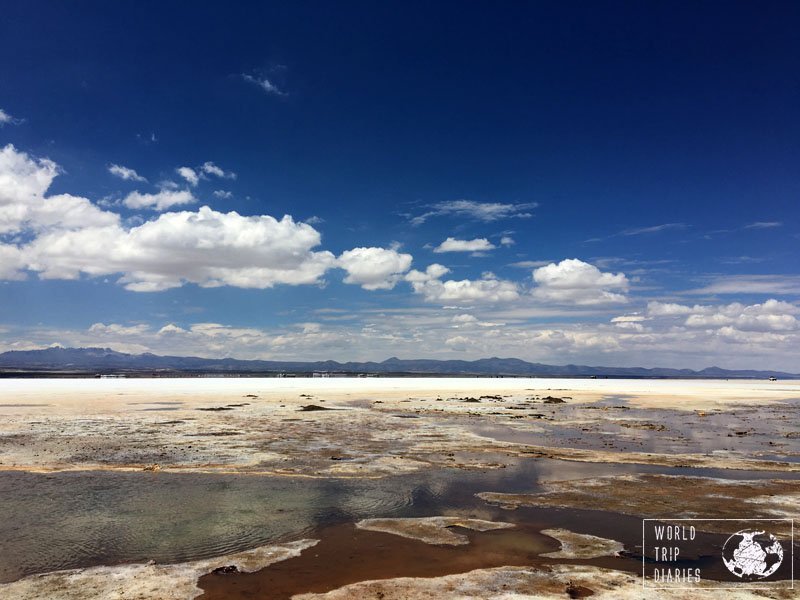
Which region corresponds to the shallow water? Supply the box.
[3,452,799,585]
[0,457,653,583]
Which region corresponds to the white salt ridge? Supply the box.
[0,539,317,600]
[356,516,515,545]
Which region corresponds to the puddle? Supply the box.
[465,396,800,460]
[4,452,797,587]
[0,457,644,583]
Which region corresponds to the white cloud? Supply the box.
[408,267,520,303]
[405,263,450,283]
[0,109,20,126]
[89,322,150,336]
[24,206,337,291]
[684,275,800,296]
[647,301,695,316]
[123,189,196,211]
[108,164,147,183]
[213,190,233,199]
[201,162,236,180]
[675,299,799,332]
[622,223,686,236]
[242,74,287,96]
[176,167,199,187]
[433,237,495,253]
[444,335,473,351]
[744,221,782,229]
[500,236,515,246]
[452,314,478,324]
[410,200,536,226]
[532,259,629,305]
[0,144,119,236]
[509,260,552,269]
[337,247,413,290]
[0,244,26,280]
[611,314,646,323]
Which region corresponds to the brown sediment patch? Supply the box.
[0,539,317,600]
[197,522,565,600]
[540,528,624,559]
[289,564,794,600]
[355,516,515,545]
[479,474,800,534]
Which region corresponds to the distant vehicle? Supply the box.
[769,376,778,381]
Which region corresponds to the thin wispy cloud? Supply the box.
[0,108,21,126]
[744,221,782,229]
[586,223,687,243]
[409,200,537,226]
[509,260,553,268]
[683,275,800,296]
[242,73,287,96]
[108,164,147,183]
[622,223,687,236]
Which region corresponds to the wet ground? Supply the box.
[0,378,798,598]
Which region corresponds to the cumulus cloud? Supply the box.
[0,144,119,236]
[500,236,515,246]
[407,266,520,303]
[650,299,799,333]
[25,206,337,291]
[176,167,199,187]
[108,164,147,183]
[410,200,536,226]
[213,190,233,199]
[531,259,629,305]
[0,144,435,294]
[433,237,495,253]
[337,247,413,290]
[123,189,196,211]
[444,335,472,351]
[0,244,26,280]
[647,301,696,316]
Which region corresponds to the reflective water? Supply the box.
[0,457,643,582]
[2,456,797,584]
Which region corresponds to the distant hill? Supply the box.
[0,347,796,379]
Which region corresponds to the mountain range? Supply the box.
[0,347,796,379]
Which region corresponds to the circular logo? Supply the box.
[722,529,783,579]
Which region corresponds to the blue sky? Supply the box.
[0,2,799,369]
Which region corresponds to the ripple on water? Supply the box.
[4,455,796,584]
[0,470,427,583]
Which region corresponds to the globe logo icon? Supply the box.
[722,529,784,579]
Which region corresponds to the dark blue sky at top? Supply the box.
[0,1,798,355]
